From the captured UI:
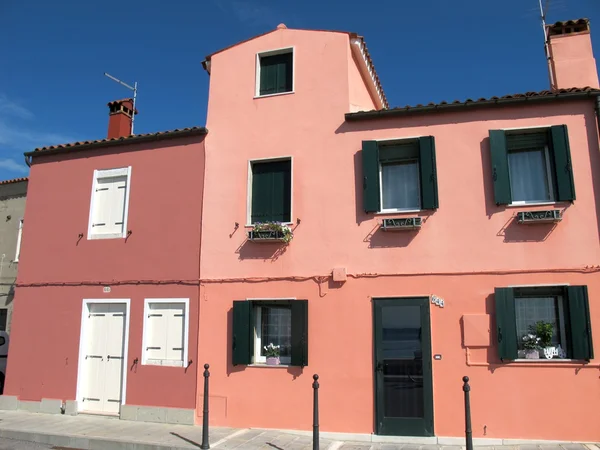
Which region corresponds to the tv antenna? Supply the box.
[104,72,138,134]
[538,0,555,89]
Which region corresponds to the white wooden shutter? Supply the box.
[146,305,167,361]
[92,178,112,231]
[165,304,185,364]
[91,171,128,236]
[111,176,128,234]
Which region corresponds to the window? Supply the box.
[88,167,132,240]
[495,286,593,361]
[14,219,23,262]
[232,299,308,367]
[254,304,292,364]
[256,49,293,97]
[362,137,439,213]
[489,126,575,205]
[142,299,189,367]
[249,159,291,224]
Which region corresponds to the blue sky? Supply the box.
[0,0,598,180]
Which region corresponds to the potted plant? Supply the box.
[521,332,541,359]
[249,222,293,243]
[534,321,555,359]
[264,343,281,365]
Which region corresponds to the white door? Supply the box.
[79,303,126,414]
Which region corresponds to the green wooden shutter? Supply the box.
[290,300,308,367]
[550,125,576,202]
[232,301,252,365]
[260,53,292,95]
[251,161,291,223]
[567,286,594,360]
[418,136,439,210]
[494,287,518,361]
[260,60,276,96]
[489,130,512,205]
[362,141,380,213]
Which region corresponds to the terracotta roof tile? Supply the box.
[346,87,600,120]
[30,126,207,154]
[0,177,28,185]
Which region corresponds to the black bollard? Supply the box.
[200,364,210,450]
[312,374,319,450]
[462,376,473,450]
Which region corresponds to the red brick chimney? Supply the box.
[546,19,599,90]
[107,98,137,139]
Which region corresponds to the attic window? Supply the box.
[256,48,294,97]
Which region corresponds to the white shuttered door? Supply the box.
[146,303,185,366]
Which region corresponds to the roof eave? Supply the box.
[345,90,600,121]
[25,127,208,158]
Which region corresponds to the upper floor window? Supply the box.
[248,158,292,224]
[489,126,575,206]
[87,167,132,240]
[256,48,293,97]
[362,137,439,213]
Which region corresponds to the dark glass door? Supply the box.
[374,298,433,436]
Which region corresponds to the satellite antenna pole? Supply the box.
[104,72,138,135]
[539,0,555,89]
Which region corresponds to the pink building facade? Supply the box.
[2,17,600,444]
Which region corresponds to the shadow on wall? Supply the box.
[496,213,562,243]
[583,113,600,246]
[236,240,288,261]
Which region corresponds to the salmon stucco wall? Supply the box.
[199,25,600,441]
[6,135,206,410]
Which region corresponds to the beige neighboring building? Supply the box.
[0,177,27,334]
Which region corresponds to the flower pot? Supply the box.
[525,349,540,359]
[543,346,557,359]
[266,357,280,366]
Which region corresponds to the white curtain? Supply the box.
[508,149,550,202]
[382,161,420,210]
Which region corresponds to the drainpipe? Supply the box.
[596,95,600,138]
[24,155,31,168]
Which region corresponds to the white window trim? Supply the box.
[255,47,295,98]
[87,167,132,240]
[253,304,292,365]
[14,219,23,262]
[378,159,421,213]
[246,156,293,226]
[75,298,131,410]
[141,298,190,367]
[507,144,555,206]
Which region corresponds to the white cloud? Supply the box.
[0,94,33,120]
[0,158,28,175]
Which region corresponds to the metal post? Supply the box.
[312,374,319,450]
[463,376,473,450]
[201,364,210,450]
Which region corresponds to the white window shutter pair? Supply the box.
[146,303,185,364]
[92,175,127,235]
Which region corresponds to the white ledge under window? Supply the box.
[376,209,421,215]
[245,222,294,228]
[253,91,295,100]
[248,364,291,368]
[506,201,557,208]
[512,359,581,363]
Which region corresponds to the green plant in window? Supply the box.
[264,343,280,358]
[533,321,554,348]
[522,333,541,350]
[252,221,293,243]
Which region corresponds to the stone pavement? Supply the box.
[0,410,596,450]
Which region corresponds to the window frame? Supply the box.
[253,303,293,365]
[246,156,293,226]
[506,142,555,206]
[87,167,132,240]
[141,298,190,368]
[255,47,295,98]
[378,158,422,213]
[514,293,568,354]
[14,218,23,262]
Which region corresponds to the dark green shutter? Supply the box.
[290,300,308,367]
[260,53,292,95]
[251,160,291,223]
[418,136,439,210]
[567,286,593,360]
[550,125,576,202]
[232,301,252,365]
[489,130,512,205]
[495,287,518,361]
[362,141,380,213]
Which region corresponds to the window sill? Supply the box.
[254,91,295,99]
[248,363,291,368]
[506,202,556,208]
[245,222,293,228]
[144,360,185,367]
[88,233,126,240]
[375,209,421,216]
[512,359,580,363]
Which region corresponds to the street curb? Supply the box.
[0,427,199,450]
